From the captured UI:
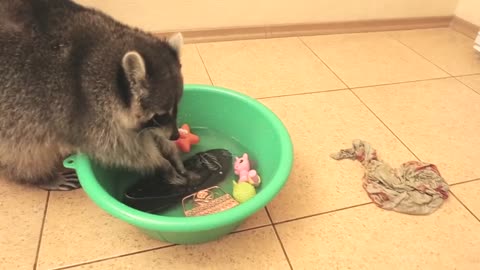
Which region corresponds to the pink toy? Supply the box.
[234,153,261,187]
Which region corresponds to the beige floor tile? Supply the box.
[235,208,271,231]
[353,78,480,184]
[451,180,480,219]
[261,90,416,223]
[301,32,448,88]
[389,28,480,76]
[0,181,47,270]
[181,44,212,85]
[457,74,480,93]
[276,198,480,270]
[69,226,290,270]
[197,37,345,98]
[36,190,168,270]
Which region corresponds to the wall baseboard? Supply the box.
[156,16,453,44]
[158,26,267,44]
[450,16,480,39]
[267,16,452,38]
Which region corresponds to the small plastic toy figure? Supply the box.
[234,153,261,187]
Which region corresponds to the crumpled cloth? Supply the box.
[330,139,449,215]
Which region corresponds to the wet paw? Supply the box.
[167,170,202,186]
[167,171,189,186]
[185,171,202,185]
[38,170,81,191]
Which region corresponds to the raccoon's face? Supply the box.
[120,33,184,141]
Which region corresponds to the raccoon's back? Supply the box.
[0,0,87,142]
[0,49,78,144]
[0,0,143,144]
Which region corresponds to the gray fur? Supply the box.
[0,0,195,190]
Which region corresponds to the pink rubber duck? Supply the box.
[234,153,261,187]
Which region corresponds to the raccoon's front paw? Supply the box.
[184,171,202,185]
[38,169,81,191]
[167,170,201,186]
[166,169,189,186]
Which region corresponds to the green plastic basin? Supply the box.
[63,84,293,244]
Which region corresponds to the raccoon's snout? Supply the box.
[169,128,180,140]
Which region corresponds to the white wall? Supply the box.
[74,0,459,32]
[455,0,480,25]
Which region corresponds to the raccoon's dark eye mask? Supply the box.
[140,113,170,129]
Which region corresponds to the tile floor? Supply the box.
[1,28,480,270]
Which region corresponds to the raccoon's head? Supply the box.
[119,33,184,140]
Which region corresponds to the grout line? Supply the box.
[55,224,275,270]
[391,37,453,76]
[53,244,177,270]
[54,222,273,270]
[391,37,480,97]
[272,202,373,226]
[297,37,350,88]
[454,72,480,77]
[450,178,480,186]
[192,36,475,100]
[298,36,423,162]
[349,90,422,161]
[449,191,480,223]
[349,76,452,90]
[265,207,294,270]
[33,191,50,270]
[392,36,480,96]
[257,88,349,100]
[194,44,214,85]
[257,76,454,101]
[452,76,480,95]
[231,222,273,234]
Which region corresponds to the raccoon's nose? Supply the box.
[169,129,180,140]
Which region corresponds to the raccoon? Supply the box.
[0,0,197,190]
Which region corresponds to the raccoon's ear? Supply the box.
[167,32,183,52]
[122,51,146,87]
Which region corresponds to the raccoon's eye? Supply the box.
[151,113,170,125]
[139,114,168,130]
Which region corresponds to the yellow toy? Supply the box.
[232,180,256,203]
